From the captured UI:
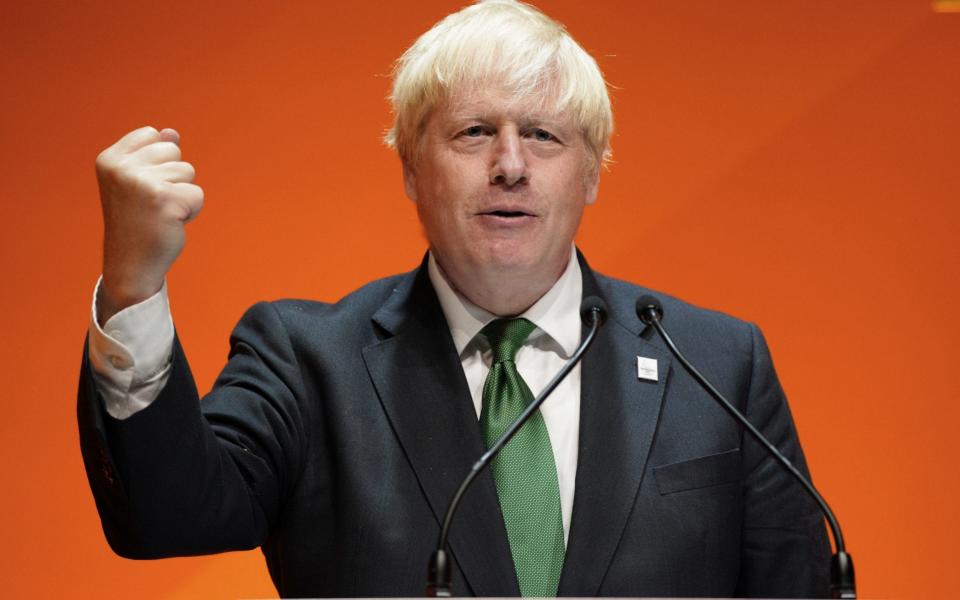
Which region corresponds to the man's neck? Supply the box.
[431,252,571,317]
[428,248,582,358]
[431,248,576,317]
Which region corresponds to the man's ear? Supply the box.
[402,160,418,202]
[585,168,600,205]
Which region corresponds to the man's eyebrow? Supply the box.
[447,111,496,122]
[517,116,561,128]
[448,113,567,128]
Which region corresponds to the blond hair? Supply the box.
[385,0,613,169]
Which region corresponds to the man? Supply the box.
[79,0,830,597]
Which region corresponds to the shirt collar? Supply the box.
[428,246,583,358]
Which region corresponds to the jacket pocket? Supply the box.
[653,448,741,495]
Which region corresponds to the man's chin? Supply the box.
[473,246,539,272]
[435,239,564,280]
[475,248,567,281]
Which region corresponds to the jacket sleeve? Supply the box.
[735,323,831,598]
[77,301,308,558]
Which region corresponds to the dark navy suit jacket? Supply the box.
[78,255,829,597]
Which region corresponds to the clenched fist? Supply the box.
[95,126,204,323]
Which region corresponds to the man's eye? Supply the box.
[531,128,556,142]
[462,125,485,137]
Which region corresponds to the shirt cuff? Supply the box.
[88,277,175,420]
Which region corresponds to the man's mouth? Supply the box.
[479,203,537,218]
[485,210,530,218]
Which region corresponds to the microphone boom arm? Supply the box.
[638,301,855,599]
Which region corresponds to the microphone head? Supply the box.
[635,294,664,325]
[580,296,608,326]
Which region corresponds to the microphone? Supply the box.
[426,296,609,597]
[635,295,856,599]
[580,295,608,326]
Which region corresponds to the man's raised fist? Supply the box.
[95,126,204,323]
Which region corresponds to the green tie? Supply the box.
[479,318,565,597]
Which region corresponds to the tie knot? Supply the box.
[481,318,537,364]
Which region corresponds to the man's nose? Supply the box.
[490,129,527,187]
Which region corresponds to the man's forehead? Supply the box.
[440,86,570,124]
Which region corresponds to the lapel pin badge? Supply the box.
[637,356,658,382]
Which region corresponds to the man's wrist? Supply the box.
[97,273,164,326]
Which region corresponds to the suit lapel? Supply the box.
[558,260,672,596]
[361,264,519,596]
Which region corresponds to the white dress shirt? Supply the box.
[87,247,583,541]
[88,278,175,420]
[426,248,582,544]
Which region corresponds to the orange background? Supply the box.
[1,1,958,598]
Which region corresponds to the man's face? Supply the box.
[403,87,599,289]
